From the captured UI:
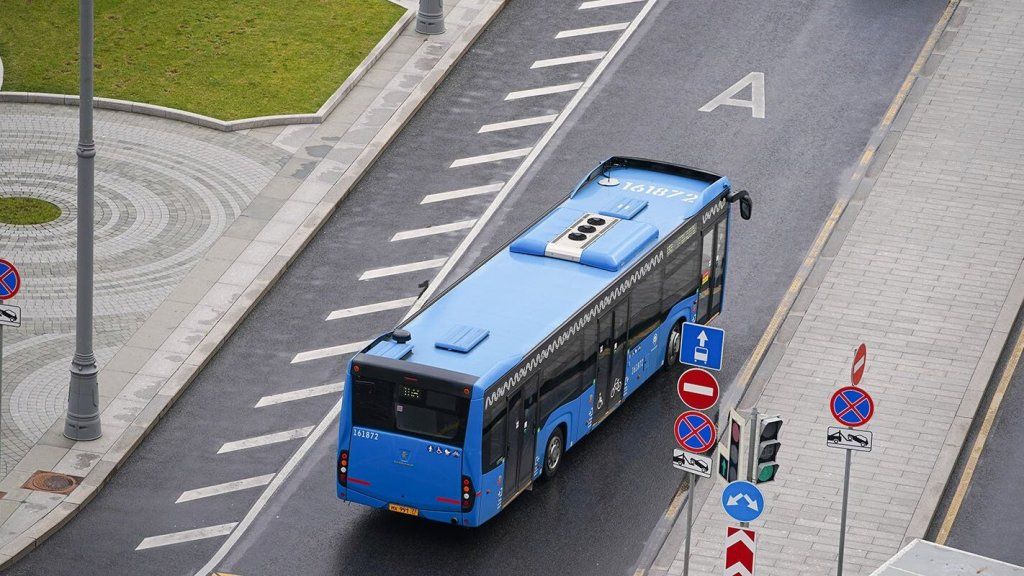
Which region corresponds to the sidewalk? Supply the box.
[654,0,1024,574]
[0,0,502,566]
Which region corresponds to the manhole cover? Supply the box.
[22,471,83,495]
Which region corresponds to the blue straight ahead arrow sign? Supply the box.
[680,322,724,371]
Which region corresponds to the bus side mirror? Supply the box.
[726,189,753,220]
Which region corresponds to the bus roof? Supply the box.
[369,157,730,385]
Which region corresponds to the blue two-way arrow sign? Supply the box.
[721,480,764,523]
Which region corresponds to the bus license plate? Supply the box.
[388,503,419,517]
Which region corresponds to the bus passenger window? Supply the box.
[696,229,714,320]
[712,220,727,309]
[482,407,507,471]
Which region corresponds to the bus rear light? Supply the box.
[337,450,349,486]
[461,475,475,512]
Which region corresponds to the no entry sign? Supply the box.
[830,386,874,428]
[674,411,716,453]
[677,368,719,410]
[851,343,867,386]
[0,259,20,300]
[725,527,756,576]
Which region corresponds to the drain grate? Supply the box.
[22,471,83,495]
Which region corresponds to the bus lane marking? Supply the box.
[555,22,630,38]
[176,474,276,504]
[291,341,371,364]
[359,258,447,280]
[326,298,417,321]
[391,219,477,241]
[698,71,766,119]
[531,52,607,69]
[421,182,505,204]
[505,82,583,101]
[216,427,315,454]
[580,0,644,8]
[137,523,238,551]
[478,115,558,133]
[450,148,532,167]
[254,382,345,408]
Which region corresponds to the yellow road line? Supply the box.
[935,324,1024,544]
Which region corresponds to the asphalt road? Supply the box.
[942,312,1024,566]
[4,0,946,574]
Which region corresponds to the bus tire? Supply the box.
[666,321,682,367]
[542,427,565,479]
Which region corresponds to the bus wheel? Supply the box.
[666,321,682,366]
[543,428,565,478]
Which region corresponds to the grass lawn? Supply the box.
[0,0,405,120]
[0,198,61,225]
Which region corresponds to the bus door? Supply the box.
[505,375,539,494]
[595,301,628,422]
[696,218,727,322]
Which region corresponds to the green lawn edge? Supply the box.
[0,0,406,120]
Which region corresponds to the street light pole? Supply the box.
[416,0,445,35]
[65,0,102,441]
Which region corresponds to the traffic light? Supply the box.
[717,409,747,482]
[754,414,783,484]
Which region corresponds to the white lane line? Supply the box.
[505,82,583,101]
[137,523,238,551]
[407,0,661,321]
[195,399,341,575]
[195,4,661,572]
[580,0,644,8]
[391,219,477,241]
[216,426,314,454]
[325,297,417,321]
[450,148,532,168]
[531,52,606,69]
[478,114,558,134]
[421,182,504,204]
[359,257,447,281]
[255,382,345,407]
[555,22,630,38]
[176,474,276,504]
[291,341,371,364]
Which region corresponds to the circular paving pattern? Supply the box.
[0,103,289,474]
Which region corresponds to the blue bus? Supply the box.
[337,157,751,526]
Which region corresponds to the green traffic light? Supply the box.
[756,464,778,483]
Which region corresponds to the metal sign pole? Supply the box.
[837,448,852,576]
[740,405,758,528]
[683,473,695,576]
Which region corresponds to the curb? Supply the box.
[0,0,505,568]
[0,9,414,132]
[634,1,964,574]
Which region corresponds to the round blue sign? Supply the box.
[721,481,764,523]
[0,259,21,300]
[674,411,716,453]
[830,386,874,428]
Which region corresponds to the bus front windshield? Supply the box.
[352,378,469,445]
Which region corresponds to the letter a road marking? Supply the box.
[699,72,766,119]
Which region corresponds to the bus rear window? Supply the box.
[352,379,469,445]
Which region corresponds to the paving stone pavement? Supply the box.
[663,0,1024,574]
[0,105,288,475]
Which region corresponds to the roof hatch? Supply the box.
[509,207,658,272]
[435,325,489,353]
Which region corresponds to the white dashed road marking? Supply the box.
[505,82,584,101]
[579,0,644,8]
[450,147,532,167]
[359,258,447,280]
[325,298,418,321]
[136,523,238,551]
[255,382,345,407]
[421,182,505,204]
[555,22,630,38]
[478,115,558,133]
[391,219,477,241]
[291,341,372,364]
[217,427,315,454]
[531,52,607,69]
[176,474,277,504]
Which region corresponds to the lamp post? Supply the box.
[65,0,102,441]
[416,0,445,35]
